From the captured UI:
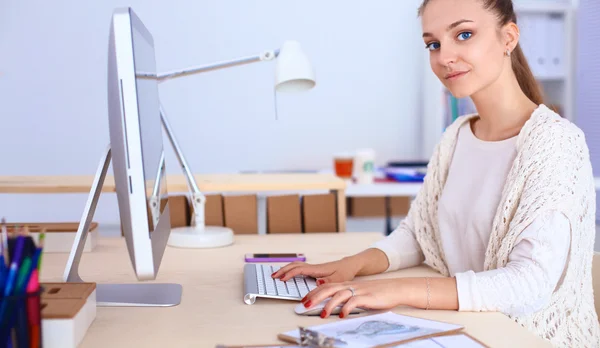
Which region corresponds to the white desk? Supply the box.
[40,232,551,347]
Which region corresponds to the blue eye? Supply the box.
[458,31,472,41]
[425,42,440,51]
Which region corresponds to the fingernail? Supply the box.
[301,296,307,303]
[317,279,324,285]
[339,312,345,319]
[304,300,312,308]
[320,310,326,319]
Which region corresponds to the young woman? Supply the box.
[272,0,600,345]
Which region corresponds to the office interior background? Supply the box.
[1,0,599,243]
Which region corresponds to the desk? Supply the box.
[40,232,550,347]
[0,173,347,232]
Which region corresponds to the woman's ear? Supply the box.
[503,22,520,52]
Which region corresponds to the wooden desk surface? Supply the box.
[40,232,551,348]
[0,173,346,194]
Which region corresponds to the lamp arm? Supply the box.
[154,48,281,82]
[159,104,206,227]
[149,151,166,228]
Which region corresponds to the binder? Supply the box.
[276,326,488,347]
[532,14,550,78]
[547,13,565,78]
[276,311,470,347]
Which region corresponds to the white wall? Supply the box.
[0,0,425,225]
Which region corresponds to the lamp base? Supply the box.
[167,226,234,248]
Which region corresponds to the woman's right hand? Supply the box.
[271,258,360,285]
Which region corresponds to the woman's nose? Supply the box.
[437,47,458,68]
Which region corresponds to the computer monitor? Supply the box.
[107,7,171,280]
[63,7,181,307]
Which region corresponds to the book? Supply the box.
[278,311,464,348]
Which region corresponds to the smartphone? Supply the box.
[244,253,306,263]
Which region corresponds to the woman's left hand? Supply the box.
[301,278,407,319]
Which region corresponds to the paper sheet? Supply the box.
[282,311,463,348]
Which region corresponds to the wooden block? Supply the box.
[267,195,302,234]
[348,196,411,217]
[40,282,97,348]
[302,193,338,233]
[205,194,225,226]
[41,298,86,319]
[223,195,258,234]
[41,283,96,300]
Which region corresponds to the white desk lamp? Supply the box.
[153,40,316,248]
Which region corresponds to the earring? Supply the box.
[505,49,511,57]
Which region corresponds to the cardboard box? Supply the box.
[205,194,225,226]
[162,195,190,228]
[166,195,192,227]
[132,194,191,235]
[223,195,258,234]
[302,193,338,233]
[348,197,411,217]
[267,194,302,234]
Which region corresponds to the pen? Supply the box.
[14,257,31,295]
[1,218,8,266]
[3,236,24,297]
[36,233,45,270]
[0,235,25,324]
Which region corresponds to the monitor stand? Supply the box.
[62,146,182,307]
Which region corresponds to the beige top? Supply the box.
[438,121,520,274]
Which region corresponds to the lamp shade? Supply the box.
[275,41,316,92]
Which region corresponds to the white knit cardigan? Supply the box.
[409,105,600,346]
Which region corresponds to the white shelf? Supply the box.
[346,178,600,198]
[536,74,568,82]
[514,1,572,13]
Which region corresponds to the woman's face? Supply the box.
[421,0,508,98]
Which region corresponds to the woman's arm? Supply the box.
[367,206,425,273]
[398,211,570,314]
[308,211,570,318]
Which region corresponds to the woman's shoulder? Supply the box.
[519,104,587,152]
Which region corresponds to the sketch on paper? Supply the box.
[337,320,430,338]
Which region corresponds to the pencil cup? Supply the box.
[0,289,43,348]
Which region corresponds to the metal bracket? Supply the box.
[189,191,206,227]
[298,327,347,347]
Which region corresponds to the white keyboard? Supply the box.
[243,263,318,305]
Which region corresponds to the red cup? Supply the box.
[333,153,354,179]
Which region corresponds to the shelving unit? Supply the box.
[420,0,577,159]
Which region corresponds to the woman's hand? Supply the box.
[301,279,407,318]
[271,258,360,285]
[272,248,390,285]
